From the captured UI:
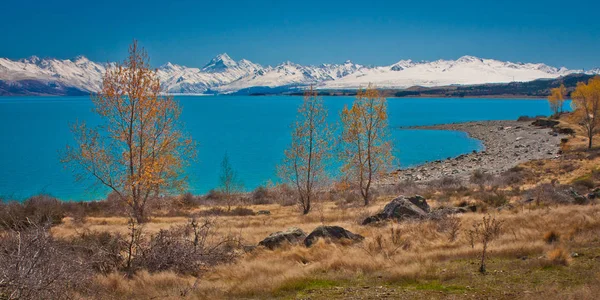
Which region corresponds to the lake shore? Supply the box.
[380,119,565,184]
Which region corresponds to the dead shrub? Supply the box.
[0,225,92,299]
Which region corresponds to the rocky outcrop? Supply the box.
[303,226,364,247]
[258,227,306,250]
[362,195,430,225]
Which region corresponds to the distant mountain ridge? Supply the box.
[1,53,598,96]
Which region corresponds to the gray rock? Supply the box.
[256,210,271,215]
[258,227,306,250]
[362,195,429,225]
[304,225,364,247]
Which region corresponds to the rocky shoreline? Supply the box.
[380,120,566,184]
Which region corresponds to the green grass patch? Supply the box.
[274,278,340,295]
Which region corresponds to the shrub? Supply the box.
[436,215,461,242]
[229,207,255,216]
[430,176,464,191]
[0,225,92,298]
[543,231,560,244]
[179,192,198,207]
[526,183,573,206]
[251,186,273,205]
[572,175,595,189]
[0,195,64,230]
[135,217,239,276]
[470,169,493,190]
[478,191,508,207]
[546,247,571,266]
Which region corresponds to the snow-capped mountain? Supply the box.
[0,53,598,96]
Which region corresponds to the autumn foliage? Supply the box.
[570,76,600,149]
[62,41,195,222]
[340,85,394,205]
[548,83,566,117]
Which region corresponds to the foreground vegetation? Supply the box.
[3,112,600,299]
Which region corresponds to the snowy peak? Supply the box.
[202,53,238,72]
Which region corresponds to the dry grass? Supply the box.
[74,202,600,299]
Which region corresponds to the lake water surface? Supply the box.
[0,96,561,201]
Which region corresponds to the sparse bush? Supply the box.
[0,195,64,230]
[251,186,272,204]
[543,231,560,244]
[478,191,508,207]
[572,174,595,189]
[526,183,573,206]
[179,192,198,207]
[498,166,532,186]
[199,206,254,217]
[546,247,571,266]
[470,169,493,191]
[436,215,461,242]
[468,214,503,273]
[430,176,464,191]
[229,207,255,216]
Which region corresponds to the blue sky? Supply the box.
[2,0,599,69]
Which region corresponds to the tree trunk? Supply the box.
[303,200,310,215]
[589,135,593,149]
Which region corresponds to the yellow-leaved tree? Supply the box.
[340,85,394,206]
[570,76,600,149]
[278,86,332,214]
[548,83,566,117]
[62,41,196,223]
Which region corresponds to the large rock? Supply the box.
[258,227,306,250]
[362,195,430,225]
[303,226,364,247]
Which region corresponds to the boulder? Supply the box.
[304,226,364,247]
[362,195,430,225]
[256,210,271,215]
[258,227,306,250]
[568,188,589,205]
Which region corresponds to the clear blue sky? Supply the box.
[2,0,599,69]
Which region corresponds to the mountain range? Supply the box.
[1,53,599,96]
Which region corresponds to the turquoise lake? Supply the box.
[0,96,562,201]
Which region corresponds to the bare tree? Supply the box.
[218,153,244,211]
[468,214,503,273]
[62,40,196,223]
[278,86,332,214]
